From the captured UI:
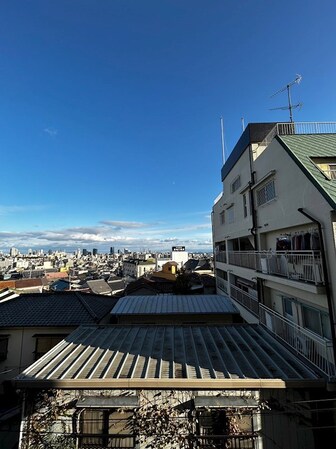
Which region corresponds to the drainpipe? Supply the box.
[297,208,336,373]
[248,146,263,306]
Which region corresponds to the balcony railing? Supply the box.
[188,434,257,448]
[258,122,336,150]
[259,304,336,378]
[230,285,259,317]
[225,250,324,285]
[215,251,227,264]
[228,252,256,270]
[256,250,324,285]
[217,278,228,294]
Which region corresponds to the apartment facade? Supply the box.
[212,122,336,379]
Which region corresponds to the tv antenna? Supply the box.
[270,74,302,122]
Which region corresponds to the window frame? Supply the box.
[256,179,276,206]
[230,175,241,193]
[226,205,234,224]
[0,336,9,361]
[78,408,136,449]
[34,334,67,361]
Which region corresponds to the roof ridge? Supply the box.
[75,292,99,322]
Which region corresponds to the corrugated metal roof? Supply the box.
[16,324,322,388]
[111,295,239,315]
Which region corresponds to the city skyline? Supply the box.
[1,1,336,251]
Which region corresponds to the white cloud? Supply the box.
[0,217,213,251]
[44,127,58,136]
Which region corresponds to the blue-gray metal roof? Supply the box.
[111,295,239,315]
[16,324,323,388]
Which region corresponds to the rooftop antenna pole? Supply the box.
[270,74,302,122]
[220,116,226,164]
[241,117,245,131]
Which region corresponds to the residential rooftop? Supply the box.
[0,292,118,327]
[15,324,323,389]
[111,294,239,316]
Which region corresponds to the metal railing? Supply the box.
[225,250,324,285]
[323,168,336,180]
[256,250,324,285]
[215,251,227,264]
[259,304,336,378]
[258,122,336,148]
[188,434,257,448]
[228,252,257,270]
[217,278,228,294]
[230,285,259,317]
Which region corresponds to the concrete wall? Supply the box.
[0,326,75,384]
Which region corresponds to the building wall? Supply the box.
[19,387,319,449]
[0,326,74,385]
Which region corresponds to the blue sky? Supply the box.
[0,0,335,253]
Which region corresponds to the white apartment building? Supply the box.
[212,122,336,380]
[122,259,156,279]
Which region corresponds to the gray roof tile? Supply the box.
[0,292,118,327]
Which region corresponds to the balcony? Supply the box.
[217,277,228,294]
[255,122,336,160]
[215,251,227,264]
[259,304,336,378]
[230,285,259,317]
[188,434,258,448]
[224,250,324,285]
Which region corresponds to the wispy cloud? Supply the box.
[0,205,46,216]
[99,220,148,229]
[44,127,58,137]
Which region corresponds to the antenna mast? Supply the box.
[270,74,302,122]
[220,117,226,164]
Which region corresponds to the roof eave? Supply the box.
[15,377,325,390]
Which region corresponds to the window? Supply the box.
[226,205,234,224]
[243,193,248,218]
[231,176,241,193]
[311,157,336,180]
[256,179,275,206]
[220,211,225,225]
[283,297,294,317]
[79,409,135,448]
[197,409,255,449]
[0,336,9,361]
[302,306,332,339]
[34,334,67,360]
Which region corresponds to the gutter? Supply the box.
[298,207,336,377]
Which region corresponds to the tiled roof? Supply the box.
[278,134,336,208]
[16,324,322,388]
[86,279,112,294]
[0,292,118,327]
[111,295,240,315]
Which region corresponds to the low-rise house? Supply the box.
[0,291,119,390]
[15,323,329,449]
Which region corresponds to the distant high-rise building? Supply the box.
[10,247,19,257]
[92,248,98,256]
[82,249,88,256]
[110,246,114,255]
